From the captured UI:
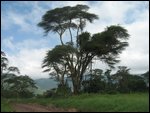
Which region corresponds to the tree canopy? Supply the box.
[38,4,130,94]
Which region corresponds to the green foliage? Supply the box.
[127,75,147,92]
[42,45,76,86]
[2,75,37,98]
[82,78,106,93]
[42,45,76,66]
[78,32,91,49]
[55,83,72,97]
[113,66,148,93]
[82,67,148,93]
[82,69,105,93]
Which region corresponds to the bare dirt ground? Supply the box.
[12,103,77,112]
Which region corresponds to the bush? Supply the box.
[36,94,44,98]
[82,78,106,93]
[55,84,72,97]
[105,90,119,94]
[43,88,56,98]
[19,91,35,98]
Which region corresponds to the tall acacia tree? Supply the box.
[38,4,129,94]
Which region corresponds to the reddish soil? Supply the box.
[12,103,77,112]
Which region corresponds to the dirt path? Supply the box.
[12,103,77,112]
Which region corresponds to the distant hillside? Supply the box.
[34,78,58,91]
[34,77,73,94]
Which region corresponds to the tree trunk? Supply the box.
[72,74,81,95]
[73,84,80,94]
[69,26,73,44]
[60,37,64,45]
[73,81,80,94]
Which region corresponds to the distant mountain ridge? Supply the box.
[34,78,58,91]
[34,77,73,94]
[33,71,149,94]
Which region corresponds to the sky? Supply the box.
[1,1,149,79]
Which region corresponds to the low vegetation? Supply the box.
[1,99,13,112]
[2,93,149,112]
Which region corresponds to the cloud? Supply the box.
[84,1,149,75]
[125,16,149,54]
[1,1,90,33]
[1,1,149,79]
[85,1,149,33]
[2,37,52,79]
[118,51,149,74]
[2,36,15,50]
[2,36,51,50]
[1,1,46,35]
[1,10,31,32]
[118,8,149,74]
[43,1,88,8]
[7,48,50,79]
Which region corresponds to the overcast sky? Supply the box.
[1,1,149,79]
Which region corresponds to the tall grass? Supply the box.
[50,93,149,112]
[13,93,149,112]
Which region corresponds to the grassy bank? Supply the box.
[1,98,13,112]
[8,93,149,112]
[51,93,149,112]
